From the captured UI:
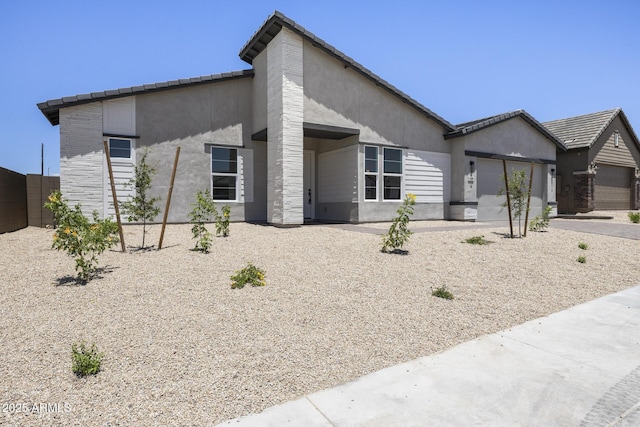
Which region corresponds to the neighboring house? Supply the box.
[543,109,640,213]
[446,110,565,221]
[38,11,561,225]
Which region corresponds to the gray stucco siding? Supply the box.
[135,78,254,223]
[463,117,557,161]
[302,40,448,153]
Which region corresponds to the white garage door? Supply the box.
[595,165,632,210]
[476,159,544,221]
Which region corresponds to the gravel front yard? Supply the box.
[1,219,639,425]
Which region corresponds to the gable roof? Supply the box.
[542,108,640,150]
[239,11,456,132]
[445,109,567,151]
[37,70,254,126]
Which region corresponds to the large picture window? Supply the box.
[364,146,378,200]
[211,147,238,200]
[383,148,402,200]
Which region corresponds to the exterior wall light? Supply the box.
[614,130,620,148]
[469,161,475,174]
[551,168,556,178]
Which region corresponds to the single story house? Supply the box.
[38,11,563,225]
[543,108,640,213]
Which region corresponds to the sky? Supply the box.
[1,0,639,176]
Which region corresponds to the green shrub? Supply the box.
[628,212,640,224]
[215,205,231,237]
[231,263,266,289]
[189,190,216,253]
[432,285,454,300]
[578,242,588,250]
[382,194,416,253]
[71,341,104,377]
[464,235,491,245]
[44,191,119,282]
[529,206,552,232]
[577,255,586,264]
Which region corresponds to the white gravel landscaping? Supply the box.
[1,219,639,425]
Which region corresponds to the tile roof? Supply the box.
[542,108,640,150]
[239,11,456,132]
[445,109,567,151]
[37,70,254,126]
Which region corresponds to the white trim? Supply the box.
[363,145,379,202]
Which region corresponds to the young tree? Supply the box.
[121,150,161,249]
[498,169,530,237]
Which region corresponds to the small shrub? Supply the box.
[628,212,640,224]
[71,341,104,377]
[231,263,266,289]
[578,242,588,250]
[382,194,416,253]
[577,255,586,264]
[189,190,216,253]
[120,150,161,249]
[215,205,231,237]
[529,206,552,232]
[432,285,454,300]
[44,191,119,282]
[464,235,491,245]
[498,168,530,237]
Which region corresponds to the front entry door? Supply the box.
[303,150,315,220]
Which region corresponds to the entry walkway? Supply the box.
[216,285,640,426]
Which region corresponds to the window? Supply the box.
[383,148,402,200]
[364,146,378,200]
[211,147,238,200]
[109,138,132,159]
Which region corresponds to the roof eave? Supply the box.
[37,69,255,126]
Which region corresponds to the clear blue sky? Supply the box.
[2,0,639,175]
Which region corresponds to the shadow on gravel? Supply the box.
[381,249,410,255]
[54,266,118,286]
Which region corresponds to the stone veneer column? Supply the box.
[573,171,595,212]
[266,27,304,225]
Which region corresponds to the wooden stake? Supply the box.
[103,140,126,252]
[502,159,514,238]
[158,146,180,250]
[523,162,535,237]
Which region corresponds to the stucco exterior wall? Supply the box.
[252,50,268,134]
[463,118,557,161]
[135,77,254,223]
[302,40,448,153]
[59,102,104,217]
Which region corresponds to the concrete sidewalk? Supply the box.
[216,285,640,426]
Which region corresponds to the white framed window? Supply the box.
[108,138,132,159]
[211,147,238,201]
[364,145,378,201]
[383,147,403,200]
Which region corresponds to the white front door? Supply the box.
[303,150,315,220]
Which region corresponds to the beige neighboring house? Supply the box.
[544,109,640,213]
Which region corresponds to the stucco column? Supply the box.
[266,28,304,225]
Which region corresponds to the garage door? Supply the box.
[476,159,544,221]
[595,165,632,210]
